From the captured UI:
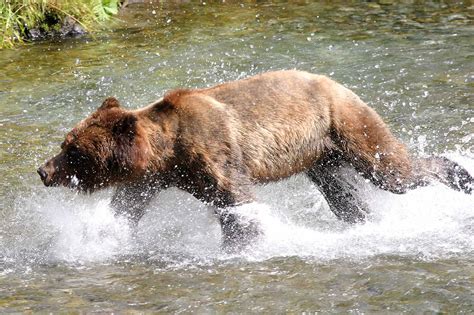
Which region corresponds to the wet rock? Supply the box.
[27,16,86,40]
[60,16,86,36]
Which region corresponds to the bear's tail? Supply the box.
[414,156,473,194]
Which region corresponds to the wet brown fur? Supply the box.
[39,70,473,248]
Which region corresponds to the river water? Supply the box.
[0,1,473,312]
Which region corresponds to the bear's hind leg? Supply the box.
[307,154,369,223]
[415,156,473,194]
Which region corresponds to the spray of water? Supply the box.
[3,152,473,266]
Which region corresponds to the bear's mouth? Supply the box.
[38,170,95,193]
[64,174,110,194]
[38,157,110,193]
[62,175,95,193]
[68,175,80,188]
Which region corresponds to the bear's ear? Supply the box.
[99,97,121,111]
[112,114,137,143]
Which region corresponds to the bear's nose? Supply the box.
[37,167,48,182]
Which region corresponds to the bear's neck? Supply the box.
[135,109,179,174]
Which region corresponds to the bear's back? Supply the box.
[202,70,335,181]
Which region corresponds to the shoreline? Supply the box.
[1,0,122,49]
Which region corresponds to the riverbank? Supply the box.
[0,0,120,48]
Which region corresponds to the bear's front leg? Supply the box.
[215,206,262,252]
[111,177,162,224]
[208,188,263,252]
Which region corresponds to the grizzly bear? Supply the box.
[38,70,473,249]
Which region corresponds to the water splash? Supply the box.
[3,189,133,264]
[2,152,473,266]
[246,152,474,261]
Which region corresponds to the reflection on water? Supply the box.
[0,1,473,312]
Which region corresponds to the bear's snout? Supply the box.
[37,167,47,181]
[37,163,55,186]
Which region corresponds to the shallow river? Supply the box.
[0,1,473,312]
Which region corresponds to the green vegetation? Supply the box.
[0,0,120,48]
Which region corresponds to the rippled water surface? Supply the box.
[1,1,473,312]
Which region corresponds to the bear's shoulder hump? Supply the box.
[162,89,194,107]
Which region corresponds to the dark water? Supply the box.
[1,1,473,312]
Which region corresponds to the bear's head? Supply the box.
[37,97,149,192]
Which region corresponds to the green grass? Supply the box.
[0,0,120,48]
